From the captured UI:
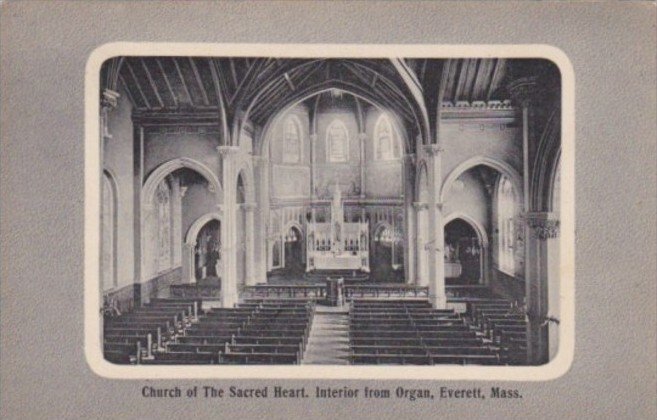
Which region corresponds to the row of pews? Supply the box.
[103,298,200,364]
[467,299,528,364]
[348,299,501,365]
[104,298,315,365]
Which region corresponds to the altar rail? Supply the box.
[242,284,326,299]
[170,284,221,298]
[241,284,492,301]
[344,284,429,300]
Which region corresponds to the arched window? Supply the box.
[282,115,301,163]
[374,114,398,160]
[155,178,173,272]
[326,119,349,162]
[101,172,116,291]
[497,175,516,274]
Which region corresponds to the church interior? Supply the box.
[99,56,562,366]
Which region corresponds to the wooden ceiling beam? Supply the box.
[155,58,178,108]
[172,58,194,106]
[124,59,152,109]
[117,73,139,109]
[471,59,492,101]
[188,58,210,106]
[139,58,165,109]
[283,73,295,91]
[229,58,239,91]
[487,58,506,100]
[453,59,470,102]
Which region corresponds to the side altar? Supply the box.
[306,184,369,272]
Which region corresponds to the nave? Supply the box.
[103,286,527,366]
[100,56,562,365]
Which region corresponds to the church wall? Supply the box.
[440,121,521,182]
[442,171,490,232]
[314,108,361,197]
[270,106,311,199]
[180,182,217,241]
[363,108,403,198]
[103,85,135,291]
[143,129,221,184]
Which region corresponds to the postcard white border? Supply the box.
[85,43,575,381]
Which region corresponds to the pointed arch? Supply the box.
[440,156,522,206]
[282,114,303,163]
[443,212,489,247]
[235,158,256,204]
[373,113,402,161]
[326,119,350,163]
[415,160,430,203]
[142,158,222,205]
[185,212,222,245]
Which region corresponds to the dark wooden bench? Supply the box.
[219,352,299,364]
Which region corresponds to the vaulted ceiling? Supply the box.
[104,57,547,141]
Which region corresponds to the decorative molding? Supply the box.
[216,145,240,156]
[441,99,513,110]
[101,89,120,111]
[507,76,540,108]
[413,202,429,211]
[132,110,220,127]
[423,144,443,156]
[525,212,560,240]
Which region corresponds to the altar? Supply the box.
[306,183,369,272]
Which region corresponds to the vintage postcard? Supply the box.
[86,43,574,380]
[1,2,655,419]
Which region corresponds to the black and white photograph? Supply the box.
[94,49,569,370]
[2,2,656,419]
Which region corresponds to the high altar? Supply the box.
[306,184,369,272]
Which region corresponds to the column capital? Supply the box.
[413,202,429,211]
[507,76,540,108]
[435,202,444,212]
[242,202,257,212]
[216,145,240,156]
[523,212,560,240]
[358,132,368,140]
[101,88,120,111]
[423,144,444,156]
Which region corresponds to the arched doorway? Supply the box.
[371,223,397,283]
[283,225,304,279]
[444,218,483,285]
[193,220,221,283]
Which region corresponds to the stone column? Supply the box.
[526,212,560,364]
[359,132,367,198]
[403,154,416,284]
[509,77,540,363]
[413,202,429,286]
[310,133,318,199]
[244,202,257,286]
[253,155,269,284]
[182,242,195,283]
[217,146,240,308]
[425,144,447,309]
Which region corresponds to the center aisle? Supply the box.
[302,305,350,365]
